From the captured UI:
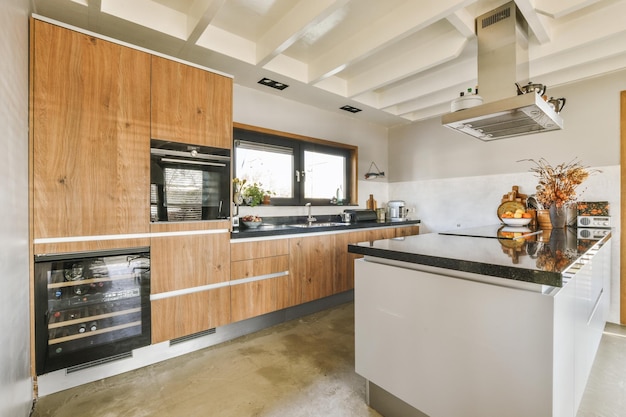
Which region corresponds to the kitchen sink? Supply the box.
[288,222,348,228]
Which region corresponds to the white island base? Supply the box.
[354,246,609,417]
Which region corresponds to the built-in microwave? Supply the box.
[150,139,231,222]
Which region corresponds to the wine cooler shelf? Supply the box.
[35,248,151,375]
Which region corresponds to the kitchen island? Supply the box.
[348,226,611,417]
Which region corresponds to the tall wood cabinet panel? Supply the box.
[151,55,232,149]
[151,287,230,344]
[31,20,151,239]
[289,235,336,305]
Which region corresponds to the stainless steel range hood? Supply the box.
[442,2,563,140]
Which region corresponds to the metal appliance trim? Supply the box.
[442,92,563,140]
[441,1,564,139]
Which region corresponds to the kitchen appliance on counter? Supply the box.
[388,200,408,222]
[576,201,611,240]
[150,139,230,222]
[34,248,151,375]
[342,209,377,222]
[339,212,352,223]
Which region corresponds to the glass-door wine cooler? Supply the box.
[34,248,151,375]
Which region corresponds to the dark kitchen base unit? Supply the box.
[34,248,151,376]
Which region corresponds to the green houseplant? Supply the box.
[242,182,273,207]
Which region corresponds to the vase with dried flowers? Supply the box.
[232,178,246,205]
[521,158,598,228]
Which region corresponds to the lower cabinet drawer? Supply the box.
[231,255,289,281]
[230,275,289,322]
[151,287,230,344]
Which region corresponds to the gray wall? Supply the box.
[0,0,33,416]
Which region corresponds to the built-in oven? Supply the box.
[150,139,231,222]
[34,248,151,375]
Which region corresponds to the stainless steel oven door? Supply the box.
[150,140,230,222]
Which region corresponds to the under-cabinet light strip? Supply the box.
[229,271,289,287]
[150,271,290,301]
[150,282,230,300]
[33,229,230,244]
[150,229,230,238]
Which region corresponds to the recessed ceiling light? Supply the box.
[258,78,289,90]
[340,105,362,113]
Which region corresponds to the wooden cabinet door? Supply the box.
[230,239,289,322]
[230,275,289,322]
[334,227,419,294]
[151,55,232,149]
[151,287,230,344]
[231,239,289,262]
[32,20,151,239]
[334,231,368,294]
[368,227,397,241]
[395,225,420,237]
[289,235,336,305]
[151,232,230,294]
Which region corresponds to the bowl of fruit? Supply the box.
[498,202,532,227]
[241,215,263,228]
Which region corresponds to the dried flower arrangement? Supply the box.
[521,158,599,209]
[536,246,578,272]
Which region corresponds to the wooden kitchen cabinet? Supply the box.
[368,227,397,241]
[151,287,230,344]
[31,20,151,239]
[395,225,420,237]
[230,239,290,322]
[150,222,231,343]
[289,235,336,305]
[151,55,232,149]
[334,230,369,294]
[335,226,420,293]
[150,225,231,294]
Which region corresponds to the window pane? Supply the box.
[304,150,346,200]
[235,146,293,198]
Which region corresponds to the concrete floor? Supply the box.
[31,302,626,417]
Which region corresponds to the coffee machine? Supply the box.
[388,200,407,221]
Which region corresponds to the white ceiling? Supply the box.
[32,0,626,128]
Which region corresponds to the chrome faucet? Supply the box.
[306,203,317,223]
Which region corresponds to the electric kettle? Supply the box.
[387,200,407,222]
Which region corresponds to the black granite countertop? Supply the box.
[348,225,611,287]
[231,215,420,239]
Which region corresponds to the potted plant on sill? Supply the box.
[241,182,274,207]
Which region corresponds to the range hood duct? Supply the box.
[442,1,563,140]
